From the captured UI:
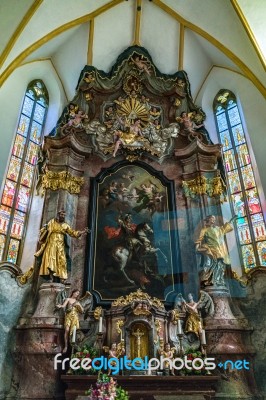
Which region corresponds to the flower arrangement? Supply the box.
[85,373,129,400]
[72,345,99,375]
[184,348,208,375]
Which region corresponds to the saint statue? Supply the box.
[195,215,235,287]
[56,289,83,353]
[35,210,89,282]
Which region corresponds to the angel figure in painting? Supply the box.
[56,289,93,353]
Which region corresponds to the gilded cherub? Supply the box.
[131,55,152,75]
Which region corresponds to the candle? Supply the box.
[177,319,182,335]
[200,329,206,345]
[99,317,103,333]
[72,326,76,343]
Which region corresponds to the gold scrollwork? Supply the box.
[94,306,102,320]
[17,265,34,285]
[112,289,164,309]
[116,319,124,336]
[182,175,227,203]
[41,170,84,194]
[171,309,180,325]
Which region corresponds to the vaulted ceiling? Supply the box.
[0,0,265,102]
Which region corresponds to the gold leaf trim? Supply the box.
[112,288,164,309]
[41,170,84,194]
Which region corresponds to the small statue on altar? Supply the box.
[158,343,175,375]
[176,111,203,140]
[131,55,152,75]
[35,210,89,282]
[56,289,93,352]
[105,342,126,375]
[62,109,88,131]
[132,300,151,316]
[195,215,236,287]
[182,293,202,337]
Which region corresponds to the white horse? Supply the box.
[112,222,167,284]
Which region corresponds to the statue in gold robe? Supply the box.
[35,210,89,282]
[195,215,235,286]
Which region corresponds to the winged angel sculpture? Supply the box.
[56,288,93,352]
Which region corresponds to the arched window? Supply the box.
[213,90,266,272]
[0,80,48,264]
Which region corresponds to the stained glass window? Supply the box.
[0,80,48,264]
[214,90,266,273]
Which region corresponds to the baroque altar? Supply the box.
[6,46,260,400]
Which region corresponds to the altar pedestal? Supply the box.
[62,375,220,400]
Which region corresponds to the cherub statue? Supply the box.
[176,111,203,141]
[131,55,152,75]
[62,109,88,132]
[158,343,175,375]
[132,300,151,316]
[103,342,126,375]
[56,289,93,352]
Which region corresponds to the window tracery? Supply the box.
[213,90,266,272]
[0,80,48,264]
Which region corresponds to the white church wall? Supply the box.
[52,23,89,100]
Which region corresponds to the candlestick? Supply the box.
[200,329,206,345]
[72,326,76,343]
[99,316,103,333]
[177,319,182,335]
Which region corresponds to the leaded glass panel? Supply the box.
[26,141,39,165]
[30,121,42,144]
[0,206,11,234]
[0,234,5,261]
[22,96,34,117]
[33,103,46,124]
[236,217,251,244]
[214,89,266,272]
[251,214,266,241]
[224,149,237,172]
[232,124,245,146]
[236,144,250,167]
[242,244,256,271]
[241,165,256,189]
[2,180,16,207]
[227,170,241,194]
[246,189,261,214]
[228,105,241,127]
[231,193,245,218]
[16,186,30,213]
[216,112,228,132]
[7,156,21,182]
[12,134,26,159]
[7,238,20,264]
[220,130,232,151]
[17,115,30,137]
[0,79,48,263]
[21,163,35,187]
[11,211,25,239]
[257,242,266,266]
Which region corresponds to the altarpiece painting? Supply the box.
[88,162,178,302]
